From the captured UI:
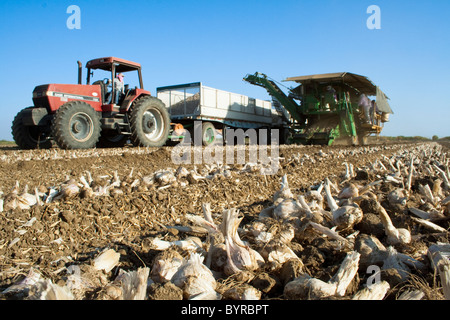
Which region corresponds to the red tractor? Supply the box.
[12,57,171,149]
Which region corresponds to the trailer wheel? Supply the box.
[202,122,216,146]
[130,96,170,147]
[52,101,101,149]
[11,107,52,149]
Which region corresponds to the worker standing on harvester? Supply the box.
[114,73,125,105]
[358,93,372,124]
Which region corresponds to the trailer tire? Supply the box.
[202,122,216,146]
[130,96,170,147]
[52,101,101,149]
[11,107,52,149]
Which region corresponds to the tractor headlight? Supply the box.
[33,91,52,98]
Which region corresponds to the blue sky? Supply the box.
[0,0,449,140]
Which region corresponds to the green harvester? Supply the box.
[243,72,393,146]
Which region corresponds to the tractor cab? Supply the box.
[83,57,149,111]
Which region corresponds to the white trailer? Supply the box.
[156,82,285,145]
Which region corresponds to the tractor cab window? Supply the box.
[90,69,112,87]
[89,69,114,104]
[117,70,140,92]
[89,67,141,105]
[89,68,140,91]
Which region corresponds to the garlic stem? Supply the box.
[324,178,339,212]
[375,201,411,245]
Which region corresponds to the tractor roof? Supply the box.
[86,57,141,72]
[284,72,378,96]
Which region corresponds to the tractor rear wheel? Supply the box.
[11,107,52,149]
[130,96,170,147]
[52,101,101,149]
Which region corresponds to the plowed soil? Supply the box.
[0,141,448,300]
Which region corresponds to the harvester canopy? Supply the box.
[285,72,393,114]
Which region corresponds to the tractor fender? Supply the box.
[121,89,152,112]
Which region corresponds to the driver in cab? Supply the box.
[113,73,125,105]
[106,72,125,105]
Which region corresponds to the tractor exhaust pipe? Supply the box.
[77,61,82,84]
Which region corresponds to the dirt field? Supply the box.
[0,141,449,300]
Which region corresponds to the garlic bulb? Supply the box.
[93,248,120,273]
[260,243,300,270]
[28,279,74,300]
[382,246,423,281]
[352,281,390,300]
[220,208,265,275]
[305,184,324,210]
[175,166,190,179]
[387,188,408,207]
[284,251,360,299]
[374,200,411,245]
[273,174,294,204]
[223,284,262,300]
[2,267,42,295]
[354,234,387,267]
[3,182,40,210]
[284,274,338,300]
[171,252,219,300]
[155,169,176,186]
[151,249,184,283]
[107,267,150,300]
[57,178,80,199]
[325,179,363,230]
[149,237,203,252]
[338,183,359,199]
[273,199,303,220]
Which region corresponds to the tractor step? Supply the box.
[101,113,128,131]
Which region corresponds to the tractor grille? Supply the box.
[32,85,51,110]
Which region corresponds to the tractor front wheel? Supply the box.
[52,101,101,149]
[130,96,170,147]
[11,107,52,149]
